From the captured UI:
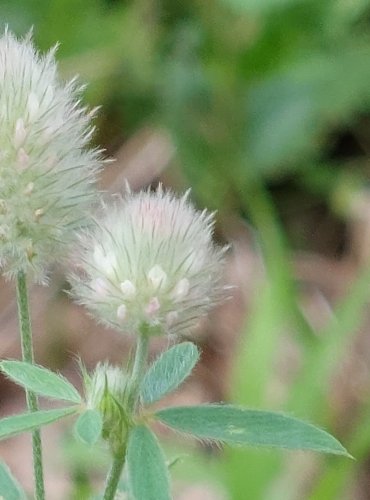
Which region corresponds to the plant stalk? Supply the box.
[16,271,45,500]
[102,333,149,499]
[128,333,150,411]
[102,444,127,500]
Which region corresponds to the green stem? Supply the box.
[128,333,150,411]
[16,271,45,500]
[102,444,127,500]
[102,333,150,500]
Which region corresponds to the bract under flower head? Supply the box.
[70,187,227,337]
[0,30,102,281]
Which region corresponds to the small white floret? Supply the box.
[93,247,117,277]
[145,297,161,317]
[17,148,29,169]
[27,92,39,121]
[171,278,190,301]
[117,304,127,321]
[23,182,34,195]
[34,208,44,221]
[91,277,109,297]
[120,280,136,298]
[147,265,167,289]
[13,118,27,148]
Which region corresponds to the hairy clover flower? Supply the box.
[70,187,227,337]
[0,30,102,281]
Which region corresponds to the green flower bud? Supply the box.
[85,363,129,451]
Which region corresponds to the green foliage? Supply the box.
[223,263,370,498]
[0,407,77,440]
[74,409,103,446]
[0,361,81,403]
[223,0,298,13]
[1,0,369,497]
[140,342,200,405]
[127,425,171,500]
[156,405,350,456]
[3,0,368,185]
[0,462,26,500]
[287,264,370,418]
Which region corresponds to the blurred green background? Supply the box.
[2,0,370,498]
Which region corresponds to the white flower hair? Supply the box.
[69,187,227,337]
[86,362,127,410]
[0,30,102,281]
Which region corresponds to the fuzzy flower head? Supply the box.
[0,30,102,281]
[70,187,227,337]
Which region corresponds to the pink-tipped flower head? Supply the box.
[0,30,102,281]
[70,187,227,337]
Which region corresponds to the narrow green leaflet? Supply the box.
[0,407,78,440]
[0,361,81,403]
[0,462,26,500]
[140,342,200,405]
[127,425,171,500]
[74,409,102,446]
[156,405,351,457]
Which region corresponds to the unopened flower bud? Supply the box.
[86,362,127,410]
[85,363,128,448]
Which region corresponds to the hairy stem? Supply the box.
[103,333,150,499]
[102,444,127,500]
[128,333,150,411]
[16,271,45,500]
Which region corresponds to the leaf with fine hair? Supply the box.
[0,407,78,440]
[0,462,26,500]
[127,425,171,500]
[156,405,351,457]
[0,360,81,403]
[140,342,200,405]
